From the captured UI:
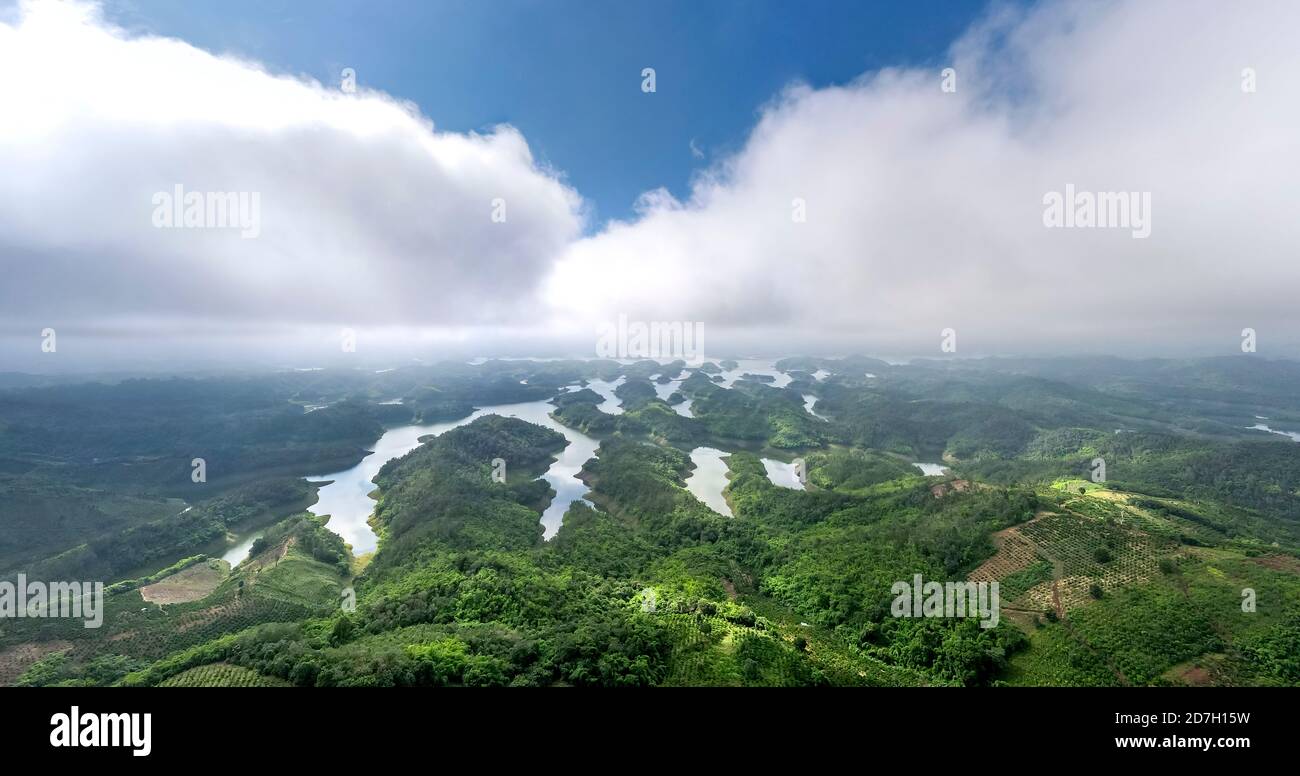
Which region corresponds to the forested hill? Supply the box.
[1,356,1298,686]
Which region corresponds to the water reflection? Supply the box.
[803,394,827,421]
[585,377,626,415]
[762,458,806,490]
[685,447,733,516]
[913,462,948,476]
[226,398,604,565]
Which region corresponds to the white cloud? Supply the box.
[544,0,1300,356]
[3,0,1299,367]
[0,0,584,337]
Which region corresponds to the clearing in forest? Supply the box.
[139,559,230,605]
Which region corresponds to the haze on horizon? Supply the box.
[2,0,1299,373]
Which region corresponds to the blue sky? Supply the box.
[103,0,992,226]
[7,0,1295,366]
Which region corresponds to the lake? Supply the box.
[225,398,603,565]
[762,458,806,490]
[224,358,803,564]
[802,393,827,421]
[585,377,626,414]
[685,447,733,517]
[651,370,693,416]
[717,358,793,389]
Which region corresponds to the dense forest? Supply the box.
[1,355,1298,687]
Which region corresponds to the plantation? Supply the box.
[159,663,290,687]
[6,514,349,686]
[1016,511,1168,611]
[657,612,819,686]
[1005,549,1300,686]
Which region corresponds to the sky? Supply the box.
[1,0,1298,371]
[97,0,991,224]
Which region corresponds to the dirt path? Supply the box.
[1050,578,1066,620]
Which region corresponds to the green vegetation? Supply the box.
[805,448,920,492]
[1005,552,1300,686]
[2,356,1298,686]
[159,663,290,687]
[6,511,350,687]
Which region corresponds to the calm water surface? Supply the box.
[226,399,604,564]
[685,447,733,516]
[762,458,806,490]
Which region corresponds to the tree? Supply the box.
[289,661,319,687]
[329,615,354,646]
